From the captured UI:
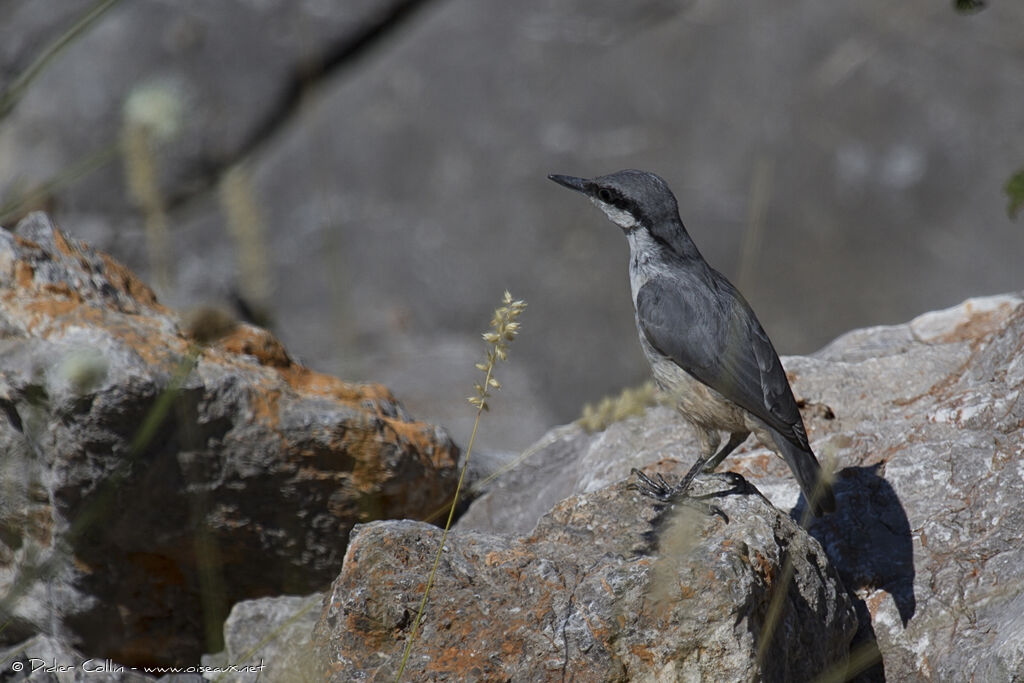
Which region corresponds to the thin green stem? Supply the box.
[212,596,320,683]
[0,143,120,225]
[394,363,493,682]
[812,640,883,683]
[0,0,125,120]
[0,349,200,625]
[420,437,545,525]
[755,502,817,671]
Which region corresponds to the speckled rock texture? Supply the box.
[457,292,1024,680]
[313,469,857,681]
[0,634,156,682]
[201,594,322,683]
[0,213,460,667]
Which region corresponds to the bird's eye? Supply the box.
[597,188,614,203]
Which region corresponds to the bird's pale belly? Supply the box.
[639,332,749,434]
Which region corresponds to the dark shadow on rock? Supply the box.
[793,463,915,680]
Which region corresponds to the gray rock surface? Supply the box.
[3,1,1022,455]
[0,634,205,681]
[200,594,321,683]
[0,634,154,682]
[0,0,423,217]
[458,292,1024,680]
[313,472,857,681]
[0,213,460,667]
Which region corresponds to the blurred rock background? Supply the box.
[1,0,1022,456]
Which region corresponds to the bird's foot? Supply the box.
[629,468,740,522]
[710,471,750,496]
[629,468,679,501]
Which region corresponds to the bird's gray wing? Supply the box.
[636,275,809,451]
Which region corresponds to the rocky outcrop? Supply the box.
[201,594,322,683]
[0,213,460,666]
[314,471,857,681]
[0,635,158,682]
[3,207,1023,679]
[456,293,1024,680]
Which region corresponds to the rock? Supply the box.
[798,293,1024,681]
[314,470,857,681]
[199,594,321,683]
[0,634,153,682]
[458,292,1024,680]
[0,213,460,666]
[0,0,423,218]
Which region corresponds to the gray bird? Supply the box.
[549,169,836,517]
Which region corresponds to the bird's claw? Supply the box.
[628,467,675,501]
[629,467,730,522]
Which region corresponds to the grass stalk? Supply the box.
[0,0,124,120]
[395,291,526,682]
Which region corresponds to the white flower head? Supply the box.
[123,79,185,143]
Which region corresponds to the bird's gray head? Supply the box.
[548,169,700,260]
[547,169,678,231]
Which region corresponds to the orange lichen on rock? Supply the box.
[215,322,291,367]
[1,213,461,667]
[96,251,164,310]
[282,364,397,408]
[13,259,35,289]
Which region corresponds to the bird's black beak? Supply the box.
[547,174,588,194]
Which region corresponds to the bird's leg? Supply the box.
[630,431,752,520]
[634,420,722,501]
[701,431,750,473]
[630,462,729,521]
[629,439,731,514]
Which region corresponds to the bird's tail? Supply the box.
[769,430,836,517]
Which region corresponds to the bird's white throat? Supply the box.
[590,198,637,229]
[626,228,665,303]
